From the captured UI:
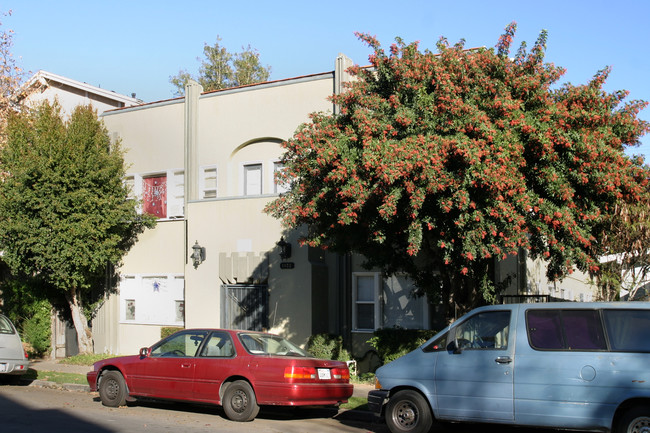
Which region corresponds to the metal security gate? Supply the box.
[221,284,268,331]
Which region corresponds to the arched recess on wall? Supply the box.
[229,137,284,160]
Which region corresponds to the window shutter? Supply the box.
[200,165,217,199]
[167,170,184,218]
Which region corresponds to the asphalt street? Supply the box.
[0,384,385,433]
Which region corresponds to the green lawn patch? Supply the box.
[58,353,115,366]
[340,396,368,411]
[24,369,87,385]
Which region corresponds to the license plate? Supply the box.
[317,368,331,380]
[0,364,6,372]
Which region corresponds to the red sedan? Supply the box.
[87,329,353,422]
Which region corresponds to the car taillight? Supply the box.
[284,366,317,380]
[331,367,350,380]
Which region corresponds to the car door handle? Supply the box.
[495,356,512,364]
[181,363,192,369]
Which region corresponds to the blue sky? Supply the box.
[6,0,650,159]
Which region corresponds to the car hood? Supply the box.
[93,354,141,370]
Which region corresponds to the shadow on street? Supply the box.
[0,392,114,433]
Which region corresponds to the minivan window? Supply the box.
[454,311,510,350]
[527,309,606,351]
[603,309,650,352]
[0,315,16,334]
[422,332,448,352]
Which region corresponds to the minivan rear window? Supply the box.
[0,315,16,334]
[603,309,650,352]
[527,309,607,351]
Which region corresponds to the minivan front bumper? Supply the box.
[368,389,389,417]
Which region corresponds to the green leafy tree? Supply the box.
[592,198,650,301]
[232,44,271,88]
[266,23,650,321]
[0,101,156,353]
[0,268,52,355]
[170,36,271,95]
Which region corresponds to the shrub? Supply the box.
[307,333,351,361]
[21,300,52,356]
[368,328,437,365]
[161,326,183,339]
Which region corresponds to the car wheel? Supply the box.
[617,405,650,433]
[222,380,260,422]
[385,389,433,433]
[98,370,127,407]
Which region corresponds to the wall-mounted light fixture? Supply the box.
[190,241,206,269]
[277,237,292,260]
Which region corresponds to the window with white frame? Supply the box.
[382,275,429,329]
[200,165,217,199]
[273,161,289,194]
[352,273,380,332]
[124,170,184,219]
[125,299,136,321]
[352,272,429,332]
[119,274,185,325]
[244,163,263,196]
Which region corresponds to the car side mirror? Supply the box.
[139,347,150,358]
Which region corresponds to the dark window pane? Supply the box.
[604,310,650,352]
[527,310,564,349]
[357,304,375,329]
[563,310,606,350]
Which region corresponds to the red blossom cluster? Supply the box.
[265,23,650,303]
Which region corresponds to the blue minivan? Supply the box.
[368,302,650,433]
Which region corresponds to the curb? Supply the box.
[25,378,90,393]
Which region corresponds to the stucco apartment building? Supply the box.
[20,62,601,362]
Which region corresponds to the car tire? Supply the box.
[617,405,650,433]
[222,380,260,422]
[98,370,128,407]
[385,389,433,433]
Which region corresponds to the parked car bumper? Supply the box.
[0,359,30,375]
[368,389,389,416]
[255,381,354,406]
[86,370,98,391]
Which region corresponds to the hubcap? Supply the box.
[231,389,248,413]
[630,417,650,433]
[106,379,119,400]
[394,401,418,429]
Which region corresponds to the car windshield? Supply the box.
[239,333,309,357]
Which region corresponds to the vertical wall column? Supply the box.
[184,80,203,204]
[334,54,353,115]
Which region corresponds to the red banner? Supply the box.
[143,176,167,218]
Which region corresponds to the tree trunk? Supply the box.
[66,286,94,354]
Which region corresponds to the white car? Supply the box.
[0,314,30,381]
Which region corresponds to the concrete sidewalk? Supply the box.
[29,358,91,375]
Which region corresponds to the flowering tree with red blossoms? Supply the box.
[266,23,650,319]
